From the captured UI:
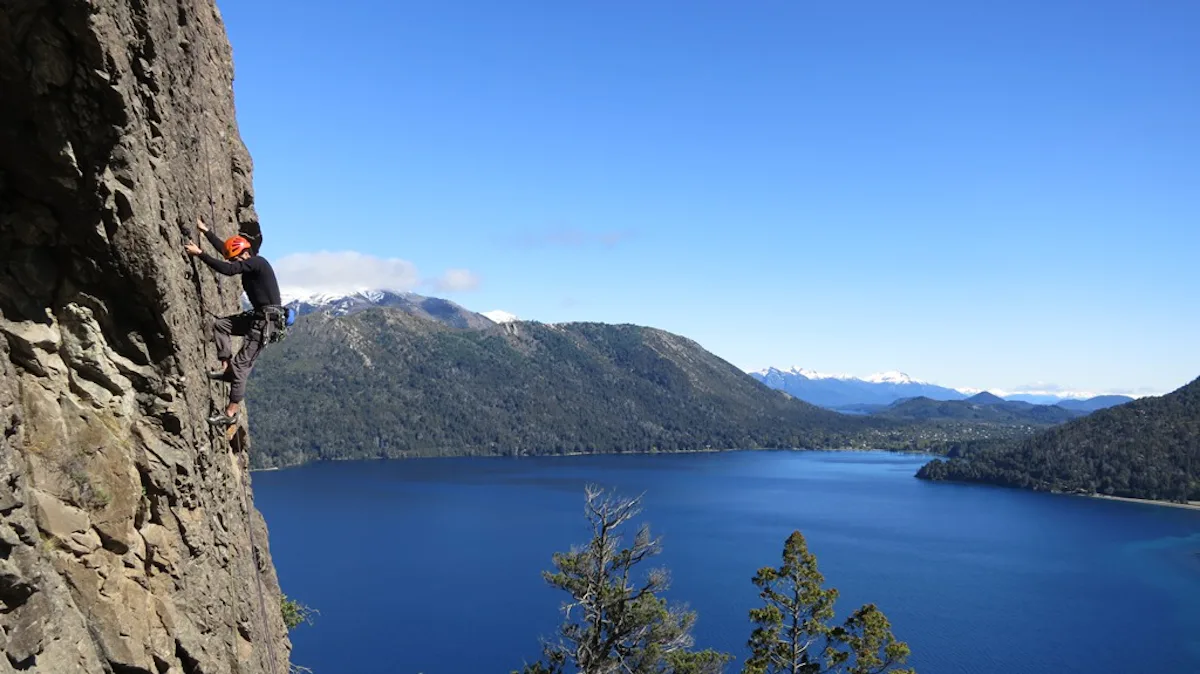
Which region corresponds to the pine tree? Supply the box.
[743,531,914,674]
[743,531,837,674]
[519,485,731,674]
[824,604,914,674]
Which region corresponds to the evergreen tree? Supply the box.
[519,485,731,674]
[743,532,913,674]
[743,531,837,674]
[824,605,914,674]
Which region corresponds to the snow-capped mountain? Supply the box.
[749,366,1136,411]
[281,289,497,330]
[482,310,519,324]
[281,289,392,316]
[787,368,857,381]
[750,367,965,408]
[862,370,925,385]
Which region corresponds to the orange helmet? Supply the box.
[223,236,252,259]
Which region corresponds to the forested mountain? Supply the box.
[965,392,1006,405]
[243,308,1022,468]
[878,395,1084,424]
[917,376,1200,502]
[1056,395,1135,412]
[246,309,903,467]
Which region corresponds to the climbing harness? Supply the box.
[264,305,296,344]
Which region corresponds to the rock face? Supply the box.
[0,1,290,673]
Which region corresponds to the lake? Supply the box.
[251,450,1200,673]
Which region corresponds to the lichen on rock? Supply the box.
[1,1,290,672]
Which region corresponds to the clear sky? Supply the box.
[216,0,1198,397]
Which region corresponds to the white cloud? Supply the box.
[275,251,420,296]
[433,268,481,292]
[483,310,519,323]
[1010,382,1071,394]
[1002,382,1154,399]
[961,384,1148,400]
[273,251,481,297]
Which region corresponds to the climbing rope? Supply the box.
[186,132,214,376]
[195,131,217,318]
[197,124,284,674]
[180,35,282,669]
[202,130,217,236]
[237,449,284,674]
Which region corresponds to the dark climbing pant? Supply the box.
[210,310,275,404]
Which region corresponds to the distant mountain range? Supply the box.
[877,392,1086,425]
[750,367,964,408]
[1053,396,1140,413]
[748,366,1134,413]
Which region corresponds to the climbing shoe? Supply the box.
[207,368,232,381]
[207,412,237,428]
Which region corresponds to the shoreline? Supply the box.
[1084,493,1200,511]
[246,445,935,472]
[247,454,1199,515]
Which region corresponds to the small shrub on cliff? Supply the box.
[281,595,317,630]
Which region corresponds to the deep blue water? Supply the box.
[252,450,1200,674]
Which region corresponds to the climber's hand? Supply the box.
[197,217,209,233]
[185,241,202,256]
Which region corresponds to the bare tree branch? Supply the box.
[523,486,729,674]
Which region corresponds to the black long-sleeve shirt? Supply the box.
[198,229,282,309]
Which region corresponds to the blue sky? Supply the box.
[217,0,1198,396]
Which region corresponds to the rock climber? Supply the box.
[184,217,283,428]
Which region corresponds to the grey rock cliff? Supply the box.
[0,1,291,672]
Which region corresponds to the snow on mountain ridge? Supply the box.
[794,367,857,381]
[483,310,519,324]
[750,366,856,380]
[749,365,1149,405]
[280,288,417,307]
[280,287,498,330]
[863,370,926,385]
[754,367,924,384]
[748,366,964,408]
[779,366,855,380]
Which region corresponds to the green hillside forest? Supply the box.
[918,376,1200,502]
